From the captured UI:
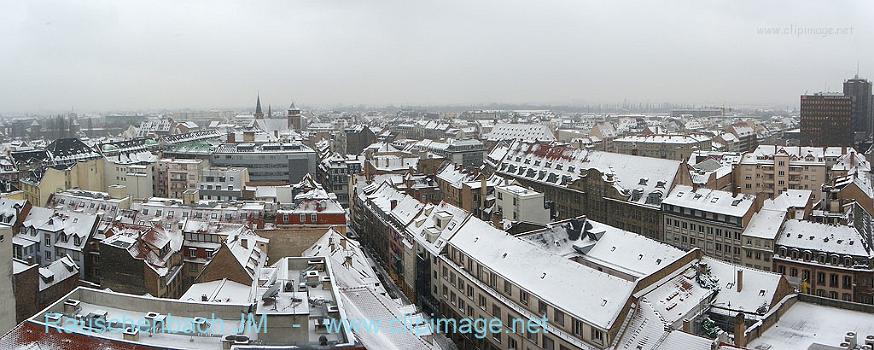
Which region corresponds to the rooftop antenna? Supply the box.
[857,60,861,79]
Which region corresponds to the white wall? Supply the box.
[495,186,551,225]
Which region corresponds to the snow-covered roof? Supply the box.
[483,123,556,141]
[663,185,755,218]
[763,189,812,212]
[490,140,680,207]
[777,220,871,257]
[748,301,874,350]
[520,218,688,279]
[614,134,711,144]
[224,228,269,280]
[743,209,787,240]
[450,217,636,329]
[38,255,79,291]
[179,278,253,304]
[740,145,858,165]
[19,207,98,251]
[406,201,470,256]
[435,164,475,188]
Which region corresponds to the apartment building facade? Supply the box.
[198,167,249,201]
[154,158,206,199]
[662,185,757,264]
[774,220,874,304]
[487,140,687,241]
[735,145,868,204]
[613,134,712,161]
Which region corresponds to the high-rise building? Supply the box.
[800,93,853,147]
[843,76,873,139]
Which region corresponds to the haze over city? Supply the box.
[1,0,872,114]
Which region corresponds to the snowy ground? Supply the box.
[748,302,874,350]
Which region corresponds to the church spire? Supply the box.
[254,94,264,119]
[267,104,272,118]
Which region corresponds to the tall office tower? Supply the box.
[843,75,873,139]
[800,93,854,147]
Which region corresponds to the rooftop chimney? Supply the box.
[736,269,744,293]
[734,312,747,348]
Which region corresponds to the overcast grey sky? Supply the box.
[0,0,871,113]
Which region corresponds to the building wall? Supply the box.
[435,245,613,350]
[164,159,207,199]
[12,262,38,323]
[614,138,711,161]
[199,167,249,201]
[98,243,146,295]
[275,212,346,226]
[211,152,317,185]
[105,163,154,199]
[741,235,777,272]
[38,272,79,311]
[0,225,18,333]
[800,94,853,147]
[494,187,550,225]
[662,202,753,265]
[195,245,252,286]
[736,154,828,203]
[773,254,862,303]
[256,226,346,265]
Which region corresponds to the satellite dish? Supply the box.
[262,282,280,301]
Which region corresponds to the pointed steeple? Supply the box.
[254,94,264,119]
[267,104,272,118]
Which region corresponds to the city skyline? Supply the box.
[0,0,872,114]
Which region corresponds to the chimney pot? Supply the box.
[736,269,744,293]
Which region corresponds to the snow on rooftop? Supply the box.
[704,257,783,316]
[777,220,870,257]
[520,219,687,279]
[743,209,787,240]
[491,140,679,207]
[614,134,710,144]
[450,217,636,329]
[763,189,812,212]
[663,185,754,217]
[179,278,253,304]
[748,302,874,350]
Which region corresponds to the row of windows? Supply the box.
[666,218,741,240]
[777,265,853,289]
[442,245,606,347]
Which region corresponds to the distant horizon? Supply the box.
[1,1,870,114]
[0,99,803,117]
